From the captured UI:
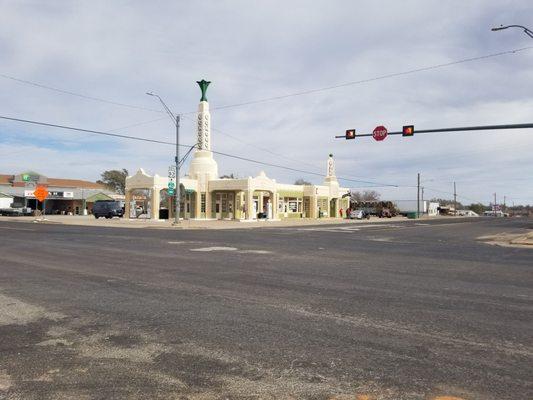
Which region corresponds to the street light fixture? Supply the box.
[146,92,181,225]
[491,24,533,39]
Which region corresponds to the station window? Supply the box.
[284,197,302,213]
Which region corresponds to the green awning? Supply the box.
[86,192,114,202]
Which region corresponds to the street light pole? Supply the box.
[175,114,180,225]
[491,24,533,39]
[146,92,180,225]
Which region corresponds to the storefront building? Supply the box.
[125,80,349,221]
[0,172,118,215]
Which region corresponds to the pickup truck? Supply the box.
[0,207,33,216]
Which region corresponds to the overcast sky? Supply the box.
[1,0,532,205]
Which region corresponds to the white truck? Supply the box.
[393,200,439,216]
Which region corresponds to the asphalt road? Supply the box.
[0,218,531,400]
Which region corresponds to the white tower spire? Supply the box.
[188,80,218,184]
[196,101,211,151]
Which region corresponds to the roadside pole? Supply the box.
[454,182,457,215]
[417,173,420,218]
[175,115,180,225]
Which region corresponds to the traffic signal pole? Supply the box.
[335,122,533,139]
[175,114,180,225]
[417,173,420,218]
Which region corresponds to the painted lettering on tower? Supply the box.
[196,80,212,151]
[327,153,335,177]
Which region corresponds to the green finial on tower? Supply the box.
[196,79,211,102]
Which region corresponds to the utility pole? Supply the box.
[146,91,181,226]
[453,181,457,215]
[175,115,181,225]
[503,195,506,212]
[417,173,420,218]
[494,192,497,217]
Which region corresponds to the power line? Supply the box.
[0,116,168,157]
[0,73,164,114]
[3,46,531,179]
[179,114,398,185]
[207,46,533,112]
[2,46,531,116]
[0,114,399,187]
[0,115,175,146]
[423,185,481,203]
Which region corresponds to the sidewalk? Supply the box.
[0,214,421,230]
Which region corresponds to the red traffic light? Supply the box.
[402,125,414,136]
[345,129,356,139]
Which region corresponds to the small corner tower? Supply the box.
[324,153,338,184]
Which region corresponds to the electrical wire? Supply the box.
[207,46,533,112]
[0,73,164,113]
[3,46,531,178]
[2,46,531,116]
[0,115,400,187]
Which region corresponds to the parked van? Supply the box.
[93,200,124,219]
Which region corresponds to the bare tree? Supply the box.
[294,178,312,185]
[362,190,380,202]
[350,190,380,203]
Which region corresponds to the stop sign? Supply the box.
[373,125,388,141]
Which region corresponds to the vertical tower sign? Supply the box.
[196,79,211,151]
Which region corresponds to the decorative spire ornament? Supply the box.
[196,79,211,102]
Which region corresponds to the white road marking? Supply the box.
[189,246,272,254]
[297,224,402,233]
[190,246,238,252]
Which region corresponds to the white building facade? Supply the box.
[125,80,349,221]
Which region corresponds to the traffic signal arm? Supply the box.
[345,129,356,139]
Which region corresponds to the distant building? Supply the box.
[0,171,117,215]
[0,192,14,209]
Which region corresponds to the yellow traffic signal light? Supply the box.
[345,129,356,139]
[402,125,414,137]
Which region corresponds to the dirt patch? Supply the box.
[477,231,533,248]
[0,293,64,326]
[0,370,12,391]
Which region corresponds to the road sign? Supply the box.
[168,165,176,193]
[372,125,388,141]
[168,166,176,179]
[33,186,49,202]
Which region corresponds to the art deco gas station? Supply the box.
[125,80,350,221]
